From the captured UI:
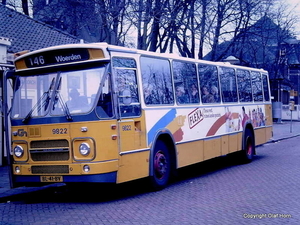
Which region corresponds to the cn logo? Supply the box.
[16,129,28,137]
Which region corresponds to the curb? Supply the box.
[268,133,300,143]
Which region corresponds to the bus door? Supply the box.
[113,57,147,182]
[116,72,142,153]
[112,57,142,153]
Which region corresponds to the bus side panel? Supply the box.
[117,151,149,183]
[221,135,229,155]
[177,140,204,168]
[254,128,266,146]
[237,132,243,151]
[228,133,242,153]
[265,126,272,142]
[265,104,273,126]
[204,137,221,160]
[264,104,273,142]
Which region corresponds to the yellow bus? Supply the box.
[4,43,272,190]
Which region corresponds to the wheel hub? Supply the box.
[154,151,167,179]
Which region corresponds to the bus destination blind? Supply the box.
[23,48,90,68]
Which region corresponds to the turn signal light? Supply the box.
[112,135,118,140]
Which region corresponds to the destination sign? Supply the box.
[23,48,90,68]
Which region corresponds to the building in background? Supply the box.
[0,4,82,166]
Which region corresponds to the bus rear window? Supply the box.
[262,74,270,101]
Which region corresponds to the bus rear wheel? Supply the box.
[241,129,255,163]
[150,140,171,191]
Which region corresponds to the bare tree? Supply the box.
[198,0,208,59]
[32,0,130,44]
[7,0,300,65]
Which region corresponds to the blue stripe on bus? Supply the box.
[147,108,176,145]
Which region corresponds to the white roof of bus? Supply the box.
[15,42,268,73]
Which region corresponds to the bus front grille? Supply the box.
[30,140,70,162]
[31,140,69,148]
[31,165,69,174]
[30,150,69,161]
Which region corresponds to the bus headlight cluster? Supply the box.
[14,145,24,158]
[79,143,90,156]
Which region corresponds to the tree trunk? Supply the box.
[198,0,207,59]
[148,0,161,52]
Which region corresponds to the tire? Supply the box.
[150,140,171,191]
[241,129,255,163]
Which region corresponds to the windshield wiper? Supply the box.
[53,77,72,121]
[22,78,55,124]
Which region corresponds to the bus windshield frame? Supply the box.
[11,64,109,121]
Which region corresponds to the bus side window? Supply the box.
[251,71,263,102]
[173,61,199,104]
[219,67,238,103]
[198,64,220,104]
[237,69,252,102]
[141,57,174,105]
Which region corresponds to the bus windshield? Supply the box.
[11,66,107,120]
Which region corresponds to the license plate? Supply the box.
[40,176,63,182]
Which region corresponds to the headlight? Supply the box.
[83,165,90,172]
[15,166,21,174]
[14,145,24,158]
[79,143,90,156]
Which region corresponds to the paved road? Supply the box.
[0,134,300,225]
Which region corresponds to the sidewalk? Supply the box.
[1,121,300,202]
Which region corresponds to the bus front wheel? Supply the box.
[150,140,171,191]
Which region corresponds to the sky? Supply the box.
[284,0,300,37]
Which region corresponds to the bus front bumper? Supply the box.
[12,160,118,184]
[13,172,117,184]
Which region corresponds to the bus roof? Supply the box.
[14,42,268,73]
